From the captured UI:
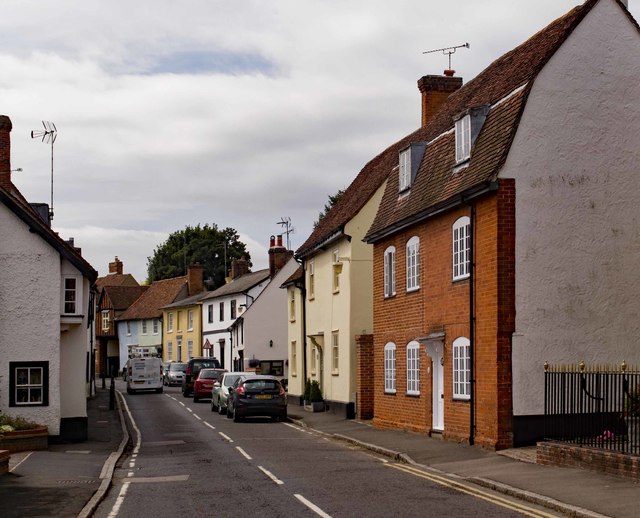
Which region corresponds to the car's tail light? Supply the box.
[186,366,191,377]
[279,384,286,397]
[236,383,245,396]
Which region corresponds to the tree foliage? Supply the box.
[146,224,251,289]
[313,188,345,229]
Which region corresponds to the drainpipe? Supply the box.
[468,201,476,446]
[293,257,308,392]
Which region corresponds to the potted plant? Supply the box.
[305,380,324,412]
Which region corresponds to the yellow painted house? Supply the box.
[160,264,206,363]
[162,291,208,363]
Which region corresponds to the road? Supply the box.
[95,383,562,517]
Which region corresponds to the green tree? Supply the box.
[146,224,251,289]
[313,188,345,229]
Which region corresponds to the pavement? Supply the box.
[2,384,639,517]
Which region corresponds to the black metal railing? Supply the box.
[544,361,640,455]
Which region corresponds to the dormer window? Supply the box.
[399,148,411,191]
[455,114,471,163]
[398,143,426,193]
[454,105,490,167]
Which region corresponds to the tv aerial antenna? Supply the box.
[277,217,295,250]
[423,43,470,75]
[31,121,57,221]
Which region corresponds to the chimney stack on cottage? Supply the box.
[230,257,250,280]
[0,115,13,191]
[108,256,124,275]
[269,234,293,278]
[187,263,204,295]
[417,74,463,128]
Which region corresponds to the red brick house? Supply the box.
[364,0,640,449]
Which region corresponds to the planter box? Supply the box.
[304,401,325,413]
[0,427,48,453]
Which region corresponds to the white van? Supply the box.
[126,357,163,394]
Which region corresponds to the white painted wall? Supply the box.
[241,258,299,375]
[499,0,640,416]
[1,204,61,434]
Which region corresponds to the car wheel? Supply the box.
[127,387,133,395]
[226,405,233,419]
[193,393,199,403]
[233,408,241,422]
[156,387,163,394]
[218,404,225,415]
[182,390,189,398]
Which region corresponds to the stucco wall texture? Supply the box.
[504,0,640,416]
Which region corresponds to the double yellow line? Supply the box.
[386,463,558,518]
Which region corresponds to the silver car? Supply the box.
[164,362,187,386]
[211,372,251,414]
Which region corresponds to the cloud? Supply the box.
[3,0,633,286]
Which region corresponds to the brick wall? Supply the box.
[537,441,640,481]
[356,334,374,419]
[372,183,515,449]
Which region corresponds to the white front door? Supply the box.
[424,337,444,431]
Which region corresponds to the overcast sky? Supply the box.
[3,0,637,282]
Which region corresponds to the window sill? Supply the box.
[332,289,340,295]
[332,370,339,376]
[383,293,396,299]
[452,275,470,283]
[384,390,396,395]
[453,396,471,402]
[453,160,470,174]
[406,287,420,293]
[406,392,421,397]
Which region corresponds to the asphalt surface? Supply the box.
[2,384,639,517]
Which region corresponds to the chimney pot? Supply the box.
[270,235,276,248]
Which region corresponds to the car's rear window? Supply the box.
[223,375,241,386]
[199,370,224,379]
[195,360,219,370]
[243,379,280,390]
[170,363,186,372]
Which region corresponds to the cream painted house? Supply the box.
[293,156,389,416]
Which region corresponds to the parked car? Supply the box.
[226,374,287,422]
[193,368,227,402]
[182,356,221,397]
[164,362,187,386]
[211,372,251,414]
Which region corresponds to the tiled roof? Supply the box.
[96,273,139,291]
[117,276,188,320]
[102,285,148,312]
[201,269,270,300]
[365,0,600,242]
[162,290,210,310]
[280,265,303,288]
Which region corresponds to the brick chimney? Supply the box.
[187,263,204,295]
[230,257,249,280]
[417,74,462,128]
[108,256,124,275]
[0,115,13,191]
[269,234,292,278]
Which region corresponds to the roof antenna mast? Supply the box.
[277,217,295,250]
[423,43,470,75]
[31,121,57,221]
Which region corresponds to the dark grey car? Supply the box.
[226,375,287,422]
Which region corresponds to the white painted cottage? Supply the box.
[0,115,97,441]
